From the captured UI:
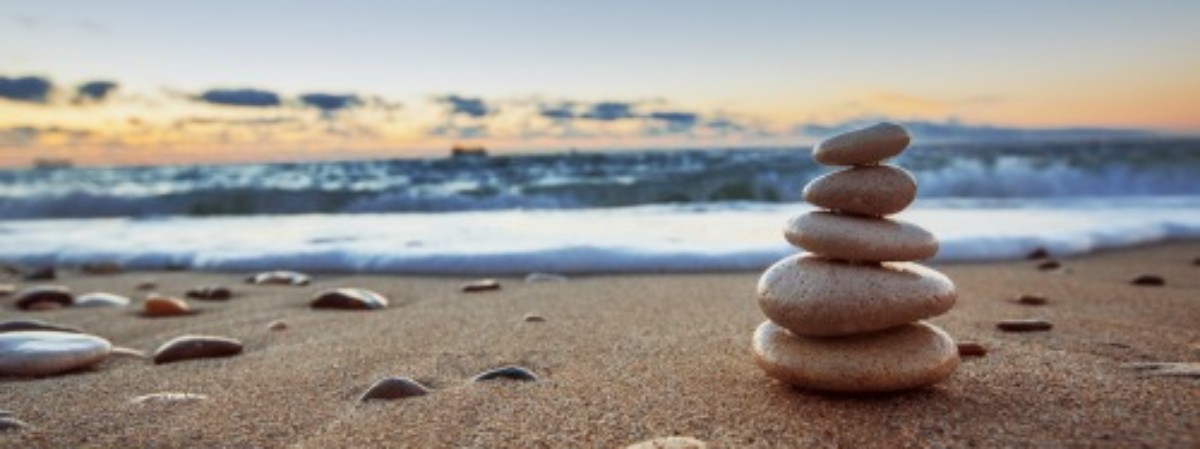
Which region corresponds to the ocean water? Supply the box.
[1,138,1198,273]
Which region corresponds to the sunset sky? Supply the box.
[2,0,1199,167]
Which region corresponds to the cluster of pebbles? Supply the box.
[752,122,960,393]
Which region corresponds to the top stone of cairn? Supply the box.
[812,122,910,166]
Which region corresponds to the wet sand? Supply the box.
[2,242,1198,448]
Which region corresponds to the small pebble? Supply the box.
[153,335,243,364]
[0,417,28,432]
[0,284,14,296]
[462,279,501,293]
[625,437,708,449]
[80,262,123,275]
[524,272,568,283]
[14,285,73,310]
[522,314,546,322]
[0,410,11,417]
[996,319,1053,332]
[1192,257,1200,266]
[1026,247,1049,260]
[1123,362,1200,378]
[1036,260,1061,271]
[136,279,158,291]
[131,392,209,404]
[957,342,988,357]
[1014,294,1048,305]
[0,331,112,376]
[359,376,431,401]
[471,365,539,382]
[267,320,288,331]
[1130,275,1165,286]
[186,285,233,300]
[142,296,192,317]
[23,266,55,280]
[0,319,82,334]
[75,292,131,308]
[246,270,311,286]
[310,288,388,310]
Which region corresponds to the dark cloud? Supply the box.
[706,118,745,133]
[0,76,53,103]
[539,104,575,120]
[646,111,699,132]
[0,125,91,147]
[437,95,489,117]
[75,81,118,102]
[196,88,282,107]
[581,102,636,121]
[429,123,488,138]
[299,93,362,112]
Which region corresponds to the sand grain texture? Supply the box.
[0,242,1198,448]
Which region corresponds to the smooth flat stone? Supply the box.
[359,377,431,401]
[0,284,14,296]
[752,320,959,393]
[310,288,388,310]
[266,320,288,331]
[1014,294,1048,305]
[75,292,131,308]
[0,319,81,334]
[625,437,708,449]
[14,285,73,310]
[142,296,191,317]
[785,212,938,262]
[996,319,1052,332]
[957,342,988,357]
[246,270,310,286]
[471,366,539,382]
[0,417,28,431]
[462,279,501,292]
[1130,275,1165,286]
[0,331,112,376]
[153,335,243,364]
[758,254,956,337]
[185,285,232,300]
[1123,362,1200,378]
[813,122,910,166]
[802,165,917,216]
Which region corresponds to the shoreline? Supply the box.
[2,241,1198,447]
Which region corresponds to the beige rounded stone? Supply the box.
[802,165,917,216]
[752,320,959,392]
[0,331,112,376]
[784,212,938,262]
[757,254,955,337]
[625,436,708,449]
[813,122,910,166]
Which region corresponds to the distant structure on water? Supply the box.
[450,144,488,159]
[32,158,74,169]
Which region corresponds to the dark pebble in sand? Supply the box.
[471,365,539,382]
[0,417,28,432]
[310,288,388,310]
[957,342,988,357]
[1192,257,1200,266]
[1014,294,1048,305]
[80,262,123,275]
[359,376,431,401]
[996,319,1053,332]
[462,279,501,293]
[1036,260,1061,271]
[14,285,73,310]
[523,314,546,322]
[136,279,157,291]
[153,335,243,364]
[1130,275,1165,286]
[0,319,81,334]
[23,266,55,281]
[1026,247,1049,260]
[186,285,233,300]
[245,270,311,286]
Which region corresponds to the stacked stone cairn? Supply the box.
[752,122,959,393]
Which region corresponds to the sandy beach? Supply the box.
[1,241,1198,448]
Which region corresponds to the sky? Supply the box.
[1,0,1199,167]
